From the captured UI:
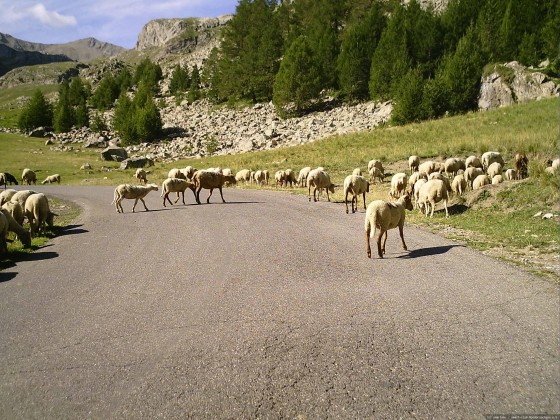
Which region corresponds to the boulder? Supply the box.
[101,146,128,162]
[119,156,154,169]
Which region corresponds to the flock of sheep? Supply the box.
[0,168,59,258]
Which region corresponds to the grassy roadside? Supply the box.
[1,97,558,279]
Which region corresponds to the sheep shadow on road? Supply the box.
[397,244,462,259]
[55,224,89,237]
[0,248,59,281]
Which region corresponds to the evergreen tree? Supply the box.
[53,83,75,133]
[169,64,189,95]
[135,95,162,142]
[420,76,449,120]
[75,98,89,128]
[115,66,132,93]
[440,0,481,53]
[112,92,137,145]
[68,77,89,107]
[188,65,201,102]
[273,36,321,115]
[18,89,53,131]
[134,58,162,94]
[391,67,425,125]
[91,74,119,110]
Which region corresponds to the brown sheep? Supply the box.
[513,153,529,179]
[193,170,233,204]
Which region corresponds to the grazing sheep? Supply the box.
[428,172,451,192]
[367,159,384,175]
[413,178,427,208]
[343,174,369,214]
[207,167,223,174]
[486,162,503,179]
[284,169,297,187]
[364,193,413,259]
[192,170,230,204]
[80,163,92,170]
[275,170,286,188]
[161,178,196,206]
[451,175,467,196]
[473,174,490,190]
[112,183,159,213]
[0,207,31,248]
[22,168,37,185]
[513,153,529,179]
[352,168,362,176]
[0,189,17,207]
[168,168,187,180]
[3,172,18,185]
[418,160,437,177]
[552,158,560,171]
[408,171,427,189]
[41,174,61,184]
[444,158,466,177]
[307,169,335,202]
[464,167,484,189]
[368,166,384,184]
[2,201,24,226]
[408,155,420,173]
[24,193,57,236]
[253,170,267,186]
[297,167,312,187]
[235,169,252,184]
[465,155,482,169]
[389,173,408,199]
[10,190,37,210]
[135,168,148,184]
[492,174,503,185]
[0,212,8,257]
[504,168,517,181]
[418,179,449,217]
[481,151,504,170]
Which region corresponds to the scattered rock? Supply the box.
[119,156,154,169]
[101,146,127,162]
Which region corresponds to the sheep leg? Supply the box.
[345,190,349,214]
[218,187,225,203]
[398,223,407,251]
[365,221,372,258]
[173,192,181,204]
[326,189,331,202]
[430,200,435,218]
[443,199,449,217]
[163,193,170,207]
[195,187,202,204]
[381,231,388,255]
[207,188,213,204]
[376,229,384,258]
[362,192,367,211]
[140,198,149,211]
[308,184,312,201]
[313,187,318,202]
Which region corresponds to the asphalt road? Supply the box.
[0,185,558,419]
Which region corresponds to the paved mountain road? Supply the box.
[0,186,558,418]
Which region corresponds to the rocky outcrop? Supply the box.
[101,146,128,162]
[478,62,559,111]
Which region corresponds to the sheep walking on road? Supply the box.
[112,183,159,213]
[161,178,195,207]
[193,170,231,204]
[307,169,335,202]
[343,175,369,214]
[364,194,413,259]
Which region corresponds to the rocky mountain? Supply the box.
[0,33,126,77]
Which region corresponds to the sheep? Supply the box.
[24,193,57,236]
[364,193,413,259]
[418,160,437,177]
[80,163,92,170]
[472,174,490,190]
[486,162,503,179]
[0,189,17,206]
[481,151,504,170]
[2,172,18,185]
[10,190,37,210]
[192,170,230,204]
[235,169,252,184]
[428,172,451,192]
[112,183,159,213]
[413,178,427,209]
[2,201,24,227]
[465,155,482,169]
[367,159,384,175]
[343,174,369,214]
[492,174,503,185]
[135,168,148,184]
[408,155,420,173]
[253,170,267,186]
[352,167,362,176]
[22,168,37,185]
[513,153,529,179]
[262,170,270,185]
[168,168,187,180]
[0,206,31,248]
[182,166,197,179]
[444,158,465,177]
[0,212,8,257]
[389,173,408,199]
[451,174,467,196]
[552,158,560,171]
[41,174,61,184]
[418,179,449,217]
[207,167,223,174]
[368,166,384,184]
[408,171,426,189]
[464,167,484,189]
[284,169,297,187]
[297,167,312,187]
[504,168,517,181]
[161,177,196,206]
[275,170,286,188]
[307,168,335,202]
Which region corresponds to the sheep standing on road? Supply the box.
[253,170,267,186]
[112,184,159,213]
[41,174,61,184]
[22,169,37,185]
[343,174,369,214]
[275,170,286,188]
[24,193,57,236]
[2,173,18,186]
[161,178,195,207]
[307,168,335,202]
[192,170,230,204]
[418,179,449,217]
[364,193,413,259]
[135,168,148,184]
[284,169,297,187]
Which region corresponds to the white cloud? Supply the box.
[27,3,77,28]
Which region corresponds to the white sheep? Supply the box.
[465,155,482,168]
[135,168,148,184]
[161,178,195,206]
[504,168,517,181]
[444,158,465,177]
[182,166,197,179]
[352,167,362,176]
[343,174,369,214]
[0,206,31,248]
[413,178,427,209]
[472,174,490,190]
[368,166,384,184]
[481,151,504,170]
[22,168,37,185]
[464,167,484,189]
[193,170,232,204]
[364,193,413,259]
[552,158,560,171]
[9,190,37,210]
[41,174,61,184]
[451,174,467,196]
[367,159,384,175]
[0,189,17,207]
[253,170,267,186]
[112,183,159,213]
[235,169,252,184]
[307,168,335,202]
[168,168,187,180]
[262,170,270,185]
[418,160,437,177]
[429,172,452,192]
[284,169,297,187]
[389,173,408,198]
[297,167,312,187]
[492,174,503,185]
[24,193,57,236]
[486,162,503,179]
[0,212,8,257]
[2,201,24,227]
[275,170,286,188]
[408,171,426,189]
[408,155,420,173]
[418,179,449,217]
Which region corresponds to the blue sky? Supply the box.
[0,0,239,49]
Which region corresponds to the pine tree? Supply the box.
[169,64,189,95]
[75,98,89,128]
[91,74,119,110]
[391,67,425,125]
[68,77,88,107]
[188,65,201,102]
[18,89,53,131]
[112,92,137,145]
[135,95,162,142]
[53,83,75,133]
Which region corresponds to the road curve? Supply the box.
[0,185,558,418]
